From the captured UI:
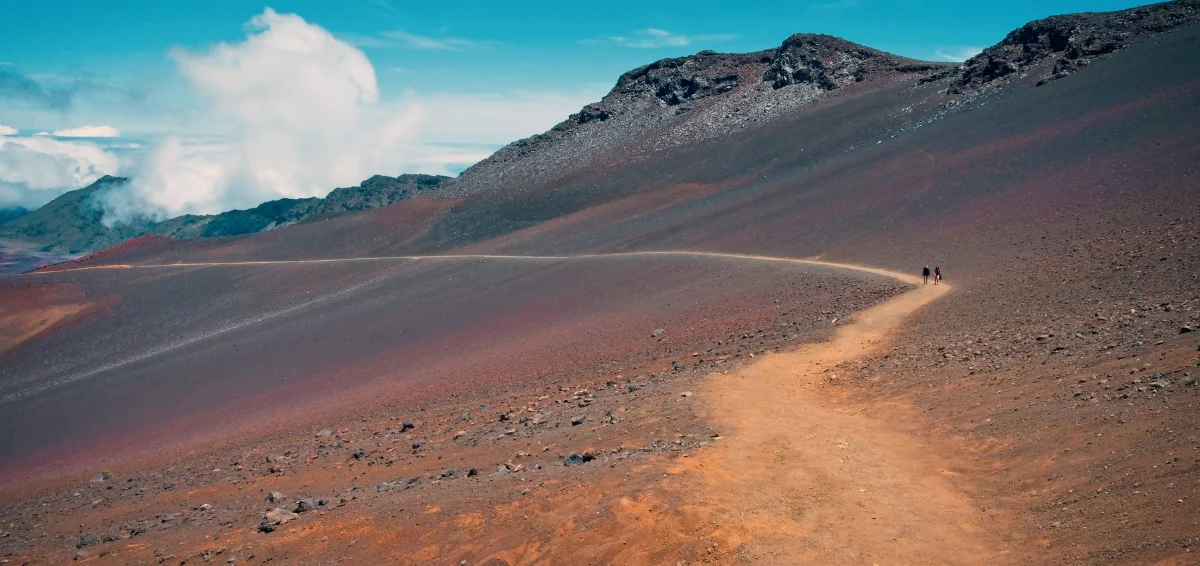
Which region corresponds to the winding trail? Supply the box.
[32,250,918,282]
[31,251,1005,561]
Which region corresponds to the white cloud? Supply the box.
[33,131,50,136]
[606,28,737,49]
[0,136,122,209]
[52,125,121,138]
[935,46,983,63]
[105,8,424,222]
[379,29,482,50]
[0,125,16,136]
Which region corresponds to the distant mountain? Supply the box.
[0,208,28,224]
[0,174,449,254]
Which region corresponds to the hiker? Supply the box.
[922,264,930,284]
[934,265,941,284]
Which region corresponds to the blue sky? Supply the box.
[0,0,1153,214]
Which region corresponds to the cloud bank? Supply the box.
[0,136,121,209]
[0,125,16,136]
[107,8,423,222]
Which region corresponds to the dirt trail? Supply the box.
[21,252,1013,562]
[664,275,1016,563]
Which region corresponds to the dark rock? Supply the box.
[571,416,585,426]
[1181,325,1194,334]
[563,452,595,467]
[578,105,613,124]
[352,447,365,459]
[159,513,173,523]
[294,498,317,513]
[441,469,457,479]
[400,421,415,432]
[77,535,99,548]
[411,440,425,450]
[467,468,479,477]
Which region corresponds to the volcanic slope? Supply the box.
[2,5,1200,566]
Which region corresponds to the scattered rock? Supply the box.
[258,508,299,533]
[266,491,285,503]
[77,535,98,548]
[571,416,585,426]
[294,498,317,513]
[652,328,665,338]
[564,452,595,467]
[198,503,212,512]
[352,447,365,459]
[1181,325,1194,334]
[159,513,174,523]
[315,429,332,438]
[400,421,415,432]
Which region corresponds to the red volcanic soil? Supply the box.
[1,18,1199,566]
[0,256,904,487]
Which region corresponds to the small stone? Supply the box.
[571,416,584,426]
[680,391,693,397]
[259,507,299,533]
[315,429,332,438]
[295,498,317,513]
[411,440,425,450]
[652,328,665,338]
[198,503,212,512]
[441,469,457,479]
[1181,325,1194,334]
[159,513,174,523]
[467,468,478,477]
[352,447,365,459]
[400,421,415,432]
[77,535,99,548]
[563,452,595,467]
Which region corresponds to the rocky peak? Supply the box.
[611,50,761,107]
[954,0,1200,90]
[764,34,952,90]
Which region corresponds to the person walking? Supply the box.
[934,265,941,285]
[922,264,930,285]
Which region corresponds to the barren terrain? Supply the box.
[2,9,1200,566]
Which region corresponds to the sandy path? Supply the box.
[29,250,935,277]
[668,276,1016,563]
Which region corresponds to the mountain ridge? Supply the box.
[0,173,449,255]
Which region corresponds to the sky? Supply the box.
[0,0,1152,219]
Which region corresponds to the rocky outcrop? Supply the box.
[762,34,948,90]
[614,51,754,106]
[954,0,1200,91]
